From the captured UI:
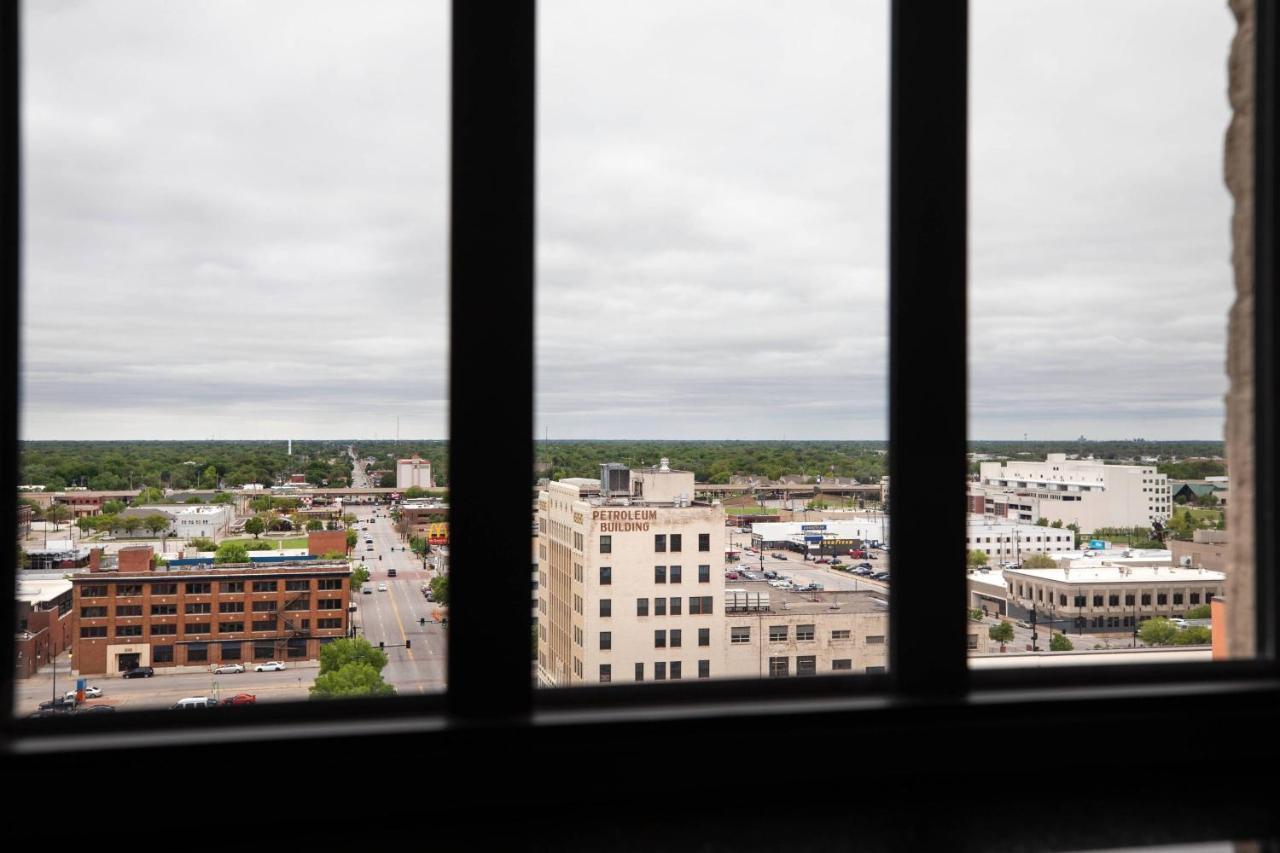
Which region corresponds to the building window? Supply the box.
[731,626,751,644]
[80,606,107,618]
[219,601,244,613]
[600,664,611,683]
[115,604,142,617]
[1125,594,1136,606]
[832,629,851,640]
[866,635,885,645]
[670,597,682,616]
[150,623,177,635]
[221,642,242,660]
[635,662,644,682]
[287,638,307,658]
[252,601,277,613]
[670,661,682,680]
[318,618,342,629]
[317,579,342,590]
[600,566,611,585]
[637,598,648,617]
[654,534,666,552]
[698,659,710,678]
[251,620,276,632]
[1142,594,1152,606]
[670,534,682,552]
[698,627,710,647]
[866,667,887,675]
[1158,593,1168,605]
[187,644,208,663]
[670,629,682,648]
[185,602,212,614]
[699,533,710,552]
[655,630,667,648]
[670,565,681,583]
[698,565,710,583]
[218,622,244,633]
[153,645,173,663]
[317,599,341,610]
[1173,593,1185,605]
[655,597,667,616]
[655,565,666,584]
[1093,595,1104,607]
[833,659,853,671]
[600,536,611,554]
[79,626,106,638]
[185,623,211,635]
[1191,593,1202,605]
[600,599,611,618]
[1108,594,1120,607]
[116,584,143,597]
[150,603,177,615]
[1059,594,1067,606]
[797,656,817,676]
[768,657,789,678]
[151,583,178,596]
[184,583,211,595]
[285,580,310,592]
[252,581,277,593]
[80,585,107,598]
[1074,595,1087,608]
[220,581,244,593]
[600,631,611,650]
[769,625,788,642]
[796,624,815,641]
[654,662,667,681]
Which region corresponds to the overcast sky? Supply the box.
[21,0,1236,441]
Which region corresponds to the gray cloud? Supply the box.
[21,0,1234,441]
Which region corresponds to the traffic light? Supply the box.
[379,641,385,650]
[419,617,426,626]
[405,640,411,649]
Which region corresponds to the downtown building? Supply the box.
[536,460,726,685]
[397,454,434,490]
[974,454,1171,530]
[71,546,352,675]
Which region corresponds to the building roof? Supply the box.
[726,581,888,615]
[16,578,74,604]
[1005,564,1224,585]
[71,559,350,582]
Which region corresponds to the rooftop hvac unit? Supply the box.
[600,463,631,498]
[1179,556,1193,567]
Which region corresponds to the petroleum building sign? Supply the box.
[592,508,659,532]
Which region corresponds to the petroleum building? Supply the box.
[536,460,726,686]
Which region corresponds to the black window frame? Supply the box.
[4,6,1280,845]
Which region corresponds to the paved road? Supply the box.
[349,502,448,695]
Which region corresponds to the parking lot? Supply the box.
[727,543,890,593]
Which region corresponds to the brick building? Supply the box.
[15,578,75,678]
[397,503,449,543]
[71,549,352,675]
[307,529,348,556]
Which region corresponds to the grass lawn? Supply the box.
[725,505,778,515]
[220,536,310,550]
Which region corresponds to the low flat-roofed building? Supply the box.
[722,581,889,678]
[23,542,92,572]
[965,515,1077,562]
[15,578,75,678]
[1003,562,1225,634]
[750,520,889,554]
[1169,530,1230,573]
[71,559,352,675]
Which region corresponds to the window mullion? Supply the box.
[888,0,970,697]
[1,2,20,728]
[447,1,536,720]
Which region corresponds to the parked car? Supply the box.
[171,697,218,710]
[254,661,287,672]
[871,572,890,581]
[73,705,116,714]
[38,697,76,712]
[771,553,787,560]
[378,582,388,592]
[122,666,154,679]
[853,567,873,576]
[212,663,245,674]
[64,686,103,701]
[222,693,257,705]
[763,570,778,580]
[815,558,830,564]
[724,572,739,580]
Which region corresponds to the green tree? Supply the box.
[250,495,275,513]
[966,549,989,568]
[968,608,984,621]
[144,513,171,538]
[318,637,389,676]
[184,495,204,504]
[214,541,250,564]
[1172,626,1212,645]
[211,492,234,505]
[350,565,370,589]
[121,516,142,536]
[244,540,276,551]
[1035,518,1049,527]
[1021,553,1058,569]
[200,465,219,489]
[1049,519,1064,529]
[189,537,217,552]
[404,486,427,499]
[988,620,1014,649]
[321,550,346,559]
[75,516,97,535]
[136,486,166,503]
[1185,604,1212,619]
[310,661,397,699]
[102,500,126,515]
[430,575,449,606]
[44,504,71,530]
[1050,633,1074,651]
[1138,618,1179,646]
[244,517,266,539]
[97,514,118,534]
[346,530,358,551]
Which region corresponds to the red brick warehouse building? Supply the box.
[71,546,352,675]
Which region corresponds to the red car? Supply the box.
[724,572,739,580]
[223,693,257,706]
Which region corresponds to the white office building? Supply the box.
[965,516,1077,563]
[975,454,1171,530]
[396,455,434,490]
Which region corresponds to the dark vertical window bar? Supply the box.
[448,1,536,719]
[1256,0,1279,664]
[888,0,969,697]
[1,1,20,725]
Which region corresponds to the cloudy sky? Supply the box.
[21,0,1236,440]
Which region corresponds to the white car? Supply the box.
[254,661,287,672]
[212,663,245,674]
[378,582,388,592]
[64,686,102,701]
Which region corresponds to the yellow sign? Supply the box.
[573,512,584,524]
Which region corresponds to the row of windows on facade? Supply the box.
[80,617,344,638]
[599,660,712,681]
[595,597,717,617]
[147,639,324,663]
[79,579,343,597]
[598,534,712,554]
[967,535,1070,544]
[1011,587,1209,607]
[729,626,886,644]
[767,657,886,677]
[578,628,715,650]
[79,599,343,618]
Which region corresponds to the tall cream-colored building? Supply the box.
[396,454,433,489]
[536,460,726,685]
